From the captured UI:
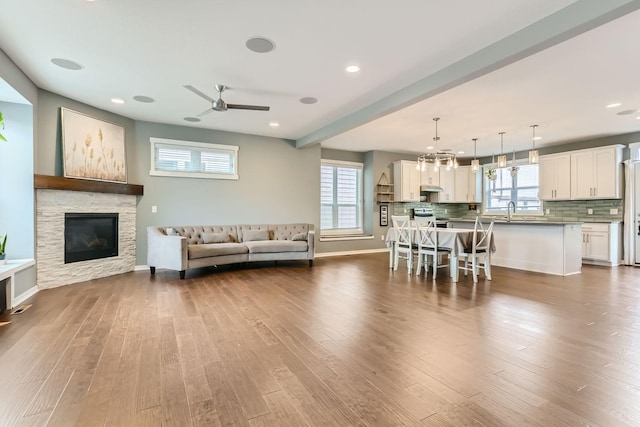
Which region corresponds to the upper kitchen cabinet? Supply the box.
[539,153,571,200]
[393,160,420,202]
[571,145,623,199]
[420,164,440,188]
[453,166,482,203]
[432,168,455,202]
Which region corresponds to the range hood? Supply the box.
[420,184,444,192]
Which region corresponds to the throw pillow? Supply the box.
[243,229,270,242]
[202,232,231,244]
[166,227,179,236]
[291,233,307,241]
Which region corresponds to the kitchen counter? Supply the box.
[447,218,581,225]
[448,219,582,276]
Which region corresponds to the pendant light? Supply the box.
[529,124,539,164]
[416,117,458,172]
[497,132,507,168]
[487,152,497,181]
[471,138,480,172]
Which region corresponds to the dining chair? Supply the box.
[458,216,494,282]
[415,216,450,279]
[391,215,415,274]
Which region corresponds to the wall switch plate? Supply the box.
[546,208,550,215]
[381,235,384,241]
[445,209,448,213]
[151,205,157,213]
[610,208,619,215]
[587,208,593,215]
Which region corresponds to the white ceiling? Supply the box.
[1,0,639,158]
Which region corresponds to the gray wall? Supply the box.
[133,121,320,263]
[0,101,34,259]
[36,90,136,176]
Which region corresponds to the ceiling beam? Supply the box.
[295,0,640,148]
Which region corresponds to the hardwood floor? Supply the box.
[1,254,639,426]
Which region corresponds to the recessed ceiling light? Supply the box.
[51,58,83,70]
[133,95,154,103]
[246,37,275,53]
[533,136,542,140]
[617,109,638,116]
[606,102,622,108]
[458,151,465,154]
[300,97,318,105]
[426,146,434,150]
[636,116,640,120]
[183,117,201,122]
[346,65,360,73]
[111,98,124,104]
[269,121,279,127]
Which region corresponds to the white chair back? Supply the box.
[416,216,437,249]
[391,215,412,248]
[472,216,494,253]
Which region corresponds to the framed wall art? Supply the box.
[61,108,127,183]
[380,204,389,226]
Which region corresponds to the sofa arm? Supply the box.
[307,227,315,259]
[147,226,188,271]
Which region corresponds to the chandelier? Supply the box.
[416,117,458,172]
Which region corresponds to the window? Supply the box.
[484,162,541,214]
[150,137,238,180]
[321,160,363,235]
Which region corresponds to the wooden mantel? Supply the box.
[34,174,143,196]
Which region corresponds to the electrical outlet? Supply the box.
[151,205,157,213]
[546,208,550,215]
[404,207,407,213]
[380,235,384,241]
[587,208,593,215]
[445,209,448,213]
[610,208,619,215]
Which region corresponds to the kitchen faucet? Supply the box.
[507,201,516,222]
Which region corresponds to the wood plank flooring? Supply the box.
[1,254,639,426]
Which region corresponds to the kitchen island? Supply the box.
[448,219,582,276]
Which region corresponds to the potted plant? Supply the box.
[0,111,6,142]
[485,168,497,181]
[0,234,6,264]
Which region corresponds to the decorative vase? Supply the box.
[0,254,6,265]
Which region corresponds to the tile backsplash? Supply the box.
[391,198,624,223]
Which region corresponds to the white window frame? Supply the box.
[483,159,543,216]
[150,137,239,180]
[320,159,364,236]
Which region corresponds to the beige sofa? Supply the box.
[147,223,315,279]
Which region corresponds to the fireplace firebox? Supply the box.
[64,213,118,263]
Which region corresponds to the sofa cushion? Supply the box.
[243,240,308,254]
[291,233,307,241]
[203,232,231,244]
[243,229,270,242]
[188,243,248,260]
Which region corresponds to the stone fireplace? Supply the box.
[64,213,119,263]
[35,175,143,289]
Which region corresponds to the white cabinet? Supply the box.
[433,168,455,202]
[582,223,621,266]
[393,160,420,202]
[420,165,440,187]
[452,166,482,203]
[571,146,623,199]
[538,154,571,200]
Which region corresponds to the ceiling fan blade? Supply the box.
[196,108,214,118]
[184,85,215,103]
[227,103,270,111]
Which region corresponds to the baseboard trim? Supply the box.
[12,285,39,308]
[315,248,389,258]
[134,265,149,271]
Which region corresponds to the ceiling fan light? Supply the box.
[471,159,480,172]
[529,149,539,164]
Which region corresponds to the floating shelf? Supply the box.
[34,174,144,196]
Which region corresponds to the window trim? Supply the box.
[320,159,364,236]
[482,159,543,216]
[149,137,239,180]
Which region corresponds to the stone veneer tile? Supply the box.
[36,189,137,289]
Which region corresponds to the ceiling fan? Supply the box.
[184,84,270,116]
